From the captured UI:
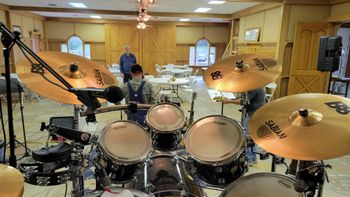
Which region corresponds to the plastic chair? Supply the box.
[265,82,277,102]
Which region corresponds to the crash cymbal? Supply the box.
[249,93,350,161]
[204,54,281,92]
[0,164,24,197]
[16,52,117,105]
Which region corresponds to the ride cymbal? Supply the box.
[16,52,117,105]
[0,164,24,197]
[249,93,350,161]
[204,54,281,92]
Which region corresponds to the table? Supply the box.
[148,77,190,102]
[160,67,192,77]
[109,66,121,76]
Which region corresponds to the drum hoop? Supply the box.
[98,120,152,164]
[220,172,303,197]
[146,102,185,132]
[184,115,245,164]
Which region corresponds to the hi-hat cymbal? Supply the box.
[16,52,117,105]
[204,54,281,92]
[0,164,24,197]
[249,93,350,161]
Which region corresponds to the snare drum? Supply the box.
[98,121,152,183]
[146,103,185,150]
[220,173,306,197]
[184,115,247,187]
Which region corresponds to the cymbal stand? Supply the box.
[252,148,289,173]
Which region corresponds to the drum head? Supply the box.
[184,115,244,164]
[146,103,185,132]
[221,173,305,197]
[99,121,151,164]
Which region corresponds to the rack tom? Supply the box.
[97,121,152,183]
[146,103,185,150]
[184,115,247,187]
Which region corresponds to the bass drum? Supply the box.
[135,152,205,197]
[220,173,306,197]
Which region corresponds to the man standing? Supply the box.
[120,45,137,83]
[224,87,266,166]
[122,64,156,126]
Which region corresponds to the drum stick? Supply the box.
[80,104,153,116]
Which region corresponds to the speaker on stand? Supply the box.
[317,36,342,93]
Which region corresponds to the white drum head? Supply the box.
[146,103,185,132]
[98,121,151,164]
[184,115,244,164]
[221,173,305,197]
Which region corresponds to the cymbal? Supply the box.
[204,54,281,92]
[16,52,117,105]
[249,93,350,161]
[0,164,24,197]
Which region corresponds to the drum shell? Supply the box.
[133,152,205,197]
[184,115,245,166]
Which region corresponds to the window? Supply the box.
[189,38,216,66]
[60,35,91,59]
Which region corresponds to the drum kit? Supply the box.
[1,50,349,197]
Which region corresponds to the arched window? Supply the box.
[189,38,216,66]
[60,35,91,59]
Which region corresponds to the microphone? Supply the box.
[294,170,308,193]
[69,85,124,103]
[42,123,91,145]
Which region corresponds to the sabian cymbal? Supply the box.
[0,164,24,197]
[204,54,281,92]
[249,93,350,161]
[16,52,117,105]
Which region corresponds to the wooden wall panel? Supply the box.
[105,24,141,67]
[142,25,176,74]
[176,44,191,65]
[288,22,331,95]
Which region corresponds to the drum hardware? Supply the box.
[188,91,197,126]
[294,161,332,197]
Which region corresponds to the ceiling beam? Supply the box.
[0,3,9,11]
[329,0,350,5]
[9,6,231,19]
[231,2,281,19]
[45,17,230,27]
[283,0,330,5]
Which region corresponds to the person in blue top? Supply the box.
[119,45,137,83]
[121,64,156,126]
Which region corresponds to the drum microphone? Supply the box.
[294,170,308,193]
[41,123,91,145]
[69,85,124,103]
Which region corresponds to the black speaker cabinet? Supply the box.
[317,36,342,72]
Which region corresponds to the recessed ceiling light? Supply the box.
[179,18,190,22]
[208,1,226,4]
[194,8,212,13]
[68,2,87,8]
[90,15,102,19]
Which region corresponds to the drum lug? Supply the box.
[177,181,185,190]
[145,183,155,193]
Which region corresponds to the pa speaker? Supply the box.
[317,36,342,72]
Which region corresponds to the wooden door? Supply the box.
[142,25,176,75]
[105,24,141,66]
[288,22,333,95]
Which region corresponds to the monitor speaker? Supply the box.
[317,36,342,72]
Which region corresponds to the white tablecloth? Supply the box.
[148,77,190,85]
[161,68,192,75]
